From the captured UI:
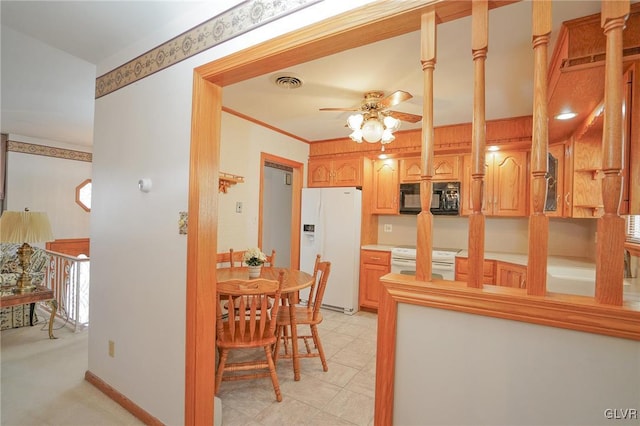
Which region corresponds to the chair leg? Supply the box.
[282,325,290,355]
[264,345,283,402]
[273,326,282,362]
[215,349,229,394]
[311,325,328,372]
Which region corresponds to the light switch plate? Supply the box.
[384,224,392,233]
[236,202,242,213]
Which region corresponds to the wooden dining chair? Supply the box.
[215,271,285,402]
[273,259,331,372]
[216,251,232,268]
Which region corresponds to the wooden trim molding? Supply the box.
[375,274,640,424]
[85,371,163,426]
[7,141,92,162]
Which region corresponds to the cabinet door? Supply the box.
[399,158,422,183]
[491,151,528,216]
[372,159,399,214]
[495,261,527,289]
[455,256,496,284]
[308,158,333,187]
[333,158,362,187]
[359,250,391,310]
[433,155,461,181]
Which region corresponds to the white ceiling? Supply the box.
[0,1,608,147]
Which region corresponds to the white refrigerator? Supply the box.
[300,187,362,315]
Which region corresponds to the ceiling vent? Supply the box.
[271,73,303,89]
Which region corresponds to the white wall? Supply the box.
[262,166,294,267]
[218,112,307,254]
[90,1,366,423]
[4,135,92,241]
[377,214,597,259]
[394,304,640,425]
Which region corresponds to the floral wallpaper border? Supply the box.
[7,141,92,163]
[95,0,322,99]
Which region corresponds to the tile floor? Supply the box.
[1,308,378,425]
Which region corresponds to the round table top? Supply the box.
[216,267,313,293]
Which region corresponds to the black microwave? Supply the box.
[399,182,460,215]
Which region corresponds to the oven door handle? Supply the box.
[391,258,417,267]
[432,261,455,271]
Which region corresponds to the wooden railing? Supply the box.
[376,1,639,424]
[42,250,90,332]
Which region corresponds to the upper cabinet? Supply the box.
[461,151,528,217]
[371,159,399,214]
[399,155,461,183]
[308,157,363,187]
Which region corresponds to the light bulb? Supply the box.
[383,116,400,131]
[362,118,383,143]
[347,114,363,130]
[381,129,395,143]
[349,129,363,143]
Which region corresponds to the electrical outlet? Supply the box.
[384,224,392,233]
[108,340,115,358]
[235,202,242,213]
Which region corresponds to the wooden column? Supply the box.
[596,0,629,306]
[416,10,436,282]
[467,0,488,289]
[527,0,551,296]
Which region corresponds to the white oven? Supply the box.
[390,246,459,280]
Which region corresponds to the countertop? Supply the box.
[361,244,396,252]
[456,250,640,304]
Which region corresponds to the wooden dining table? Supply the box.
[216,266,314,381]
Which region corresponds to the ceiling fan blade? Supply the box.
[319,107,359,112]
[379,90,413,109]
[389,110,422,123]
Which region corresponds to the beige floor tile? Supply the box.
[279,374,342,409]
[323,388,375,425]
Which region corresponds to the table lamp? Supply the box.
[0,208,54,293]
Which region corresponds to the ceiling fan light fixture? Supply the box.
[383,116,400,131]
[347,114,364,130]
[381,129,395,144]
[349,129,363,143]
[362,118,384,143]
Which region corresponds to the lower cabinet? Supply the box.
[359,249,391,311]
[455,257,527,289]
[495,261,527,289]
[455,257,495,285]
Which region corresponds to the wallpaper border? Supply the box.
[7,141,92,163]
[95,0,322,99]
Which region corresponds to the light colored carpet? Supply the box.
[1,318,142,426]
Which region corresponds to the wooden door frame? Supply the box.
[186,1,485,423]
[258,152,303,269]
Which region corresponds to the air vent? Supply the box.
[271,73,303,89]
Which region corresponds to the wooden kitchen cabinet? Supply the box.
[461,150,528,216]
[308,157,362,187]
[455,257,495,284]
[359,249,391,311]
[372,159,399,214]
[495,261,527,289]
[399,155,461,183]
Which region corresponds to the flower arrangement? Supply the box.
[243,248,267,266]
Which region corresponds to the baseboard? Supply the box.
[84,370,164,425]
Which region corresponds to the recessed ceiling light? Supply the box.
[488,146,499,152]
[555,112,578,120]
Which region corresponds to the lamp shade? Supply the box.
[0,210,54,243]
[362,118,384,143]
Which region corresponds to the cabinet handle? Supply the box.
[564,192,571,206]
[520,278,526,289]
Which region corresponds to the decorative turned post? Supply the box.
[416,10,436,282]
[596,0,629,305]
[467,0,488,289]
[527,0,552,296]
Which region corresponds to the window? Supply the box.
[75,179,92,212]
[627,215,640,244]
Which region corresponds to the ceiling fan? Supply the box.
[320,90,422,144]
